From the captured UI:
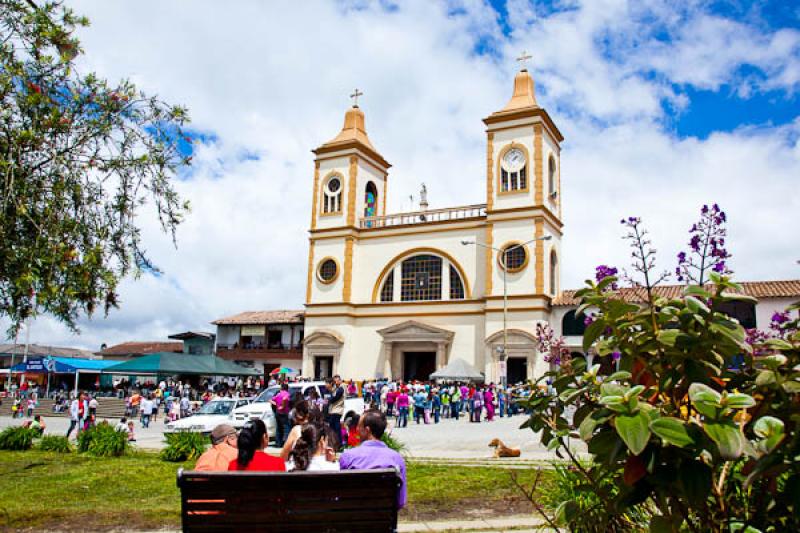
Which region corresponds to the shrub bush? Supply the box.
[521,207,800,533]
[38,435,73,453]
[0,426,35,450]
[381,431,406,454]
[77,422,129,457]
[161,431,207,462]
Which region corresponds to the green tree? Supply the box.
[0,0,191,334]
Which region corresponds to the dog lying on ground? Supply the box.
[488,438,521,458]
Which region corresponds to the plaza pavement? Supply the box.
[0,411,585,461]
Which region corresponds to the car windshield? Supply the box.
[255,387,279,403]
[196,401,234,415]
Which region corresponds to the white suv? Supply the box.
[231,382,365,440]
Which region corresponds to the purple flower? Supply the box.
[772,311,790,325]
[712,262,726,273]
[584,315,595,327]
[611,351,621,362]
[690,235,701,252]
[677,251,687,263]
[604,326,613,336]
[702,205,709,214]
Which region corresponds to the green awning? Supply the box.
[102,352,259,376]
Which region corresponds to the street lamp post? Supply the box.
[462,235,552,387]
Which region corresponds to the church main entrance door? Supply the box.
[507,357,527,385]
[403,352,436,382]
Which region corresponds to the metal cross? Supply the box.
[350,88,363,106]
[516,50,532,69]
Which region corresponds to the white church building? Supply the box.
[303,63,570,384]
[212,64,800,383]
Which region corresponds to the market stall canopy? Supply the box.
[102,352,259,376]
[10,356,117,374]
[429,358,485,382]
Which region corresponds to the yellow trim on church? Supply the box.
[342,237,354,302]
[346,156,358,227]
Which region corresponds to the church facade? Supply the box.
[302,65,564,383]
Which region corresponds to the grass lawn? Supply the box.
[0,450,553,530]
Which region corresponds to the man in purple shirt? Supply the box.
[339,409,407,509]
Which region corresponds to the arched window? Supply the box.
[500,146,527,193]
[322,175,342,214]
[380,269,394,302]
[450,265,465,300]
[549,250,558,295]
[376,252,468,302]
[562,310,586,336]
[548,156,557,198]
[364,182,378,218]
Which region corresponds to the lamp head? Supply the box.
[461,240,474,246]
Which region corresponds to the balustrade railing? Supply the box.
[359,203,487,229]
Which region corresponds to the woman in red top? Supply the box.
[228,419,285,472]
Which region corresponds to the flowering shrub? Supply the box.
[521,210,800,533]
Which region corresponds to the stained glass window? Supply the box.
[401,255,442,301]
[449,265,465,300]
[380,269,394,302]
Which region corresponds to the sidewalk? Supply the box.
[399,514,550,532]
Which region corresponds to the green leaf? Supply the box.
[723,393,755,409]
[579,414,599,442]
[688,383,721,405]
[650,417,695,447]
[685,295,710,314]
[583,319,606,352]
[684,285,711,299]
[554,500,578,526]
[704,422,745,460]
[764,338,793,351]
[605,370,632,382]
[755,370,777,387]
[615,411,651,456]
[601,383,626,397]
[657,329,681,347]
[753,416,784,439]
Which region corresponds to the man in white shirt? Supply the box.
[140,396,154,428]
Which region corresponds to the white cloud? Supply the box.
[5,0,799,349]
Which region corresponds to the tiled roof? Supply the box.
[552,280,800,307]
[211,310,305,326]
[0,344,97,359]
[100,341,183,356]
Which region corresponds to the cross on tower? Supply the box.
[516,50,532,70]
[350,88,363,107]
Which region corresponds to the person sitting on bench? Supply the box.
[228,419,285,472]
[339,409,406,509]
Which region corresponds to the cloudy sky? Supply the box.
[7,0,800,350]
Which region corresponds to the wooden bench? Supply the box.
[176,468,402,532]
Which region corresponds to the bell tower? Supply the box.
[306,91,390,306]
[481,53,564,302]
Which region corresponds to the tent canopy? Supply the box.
[102,352,259,376]
[11,356,117,374]
[429,358,484,382]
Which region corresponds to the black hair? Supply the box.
[281,383,289,391]
[344,410,359,429]
[237,419,267,468]
[294,400,309,421]
[120,417,127,423]
[361,409,387,439]
[288,424,320,471]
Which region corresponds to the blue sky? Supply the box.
[484,0,800,138]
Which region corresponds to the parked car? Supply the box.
[164,398,251,434]
[231,382,365,439]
